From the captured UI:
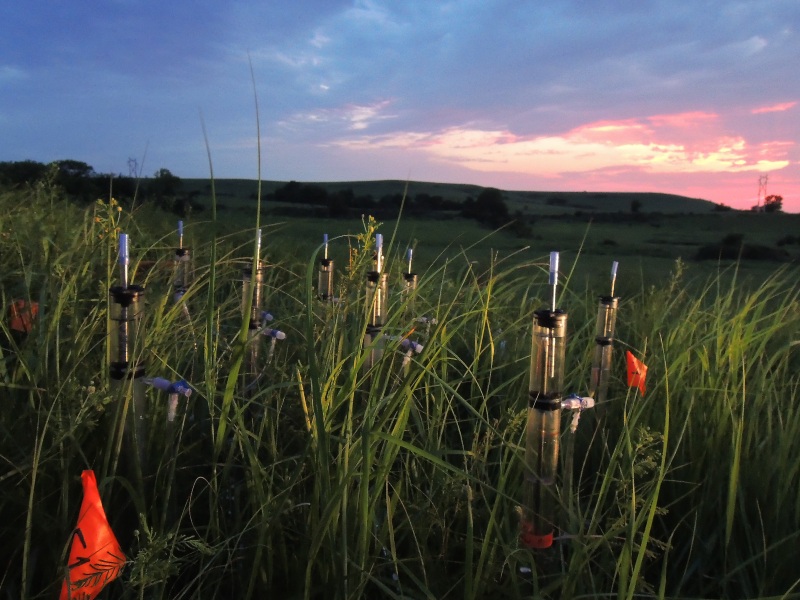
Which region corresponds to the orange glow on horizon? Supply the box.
[326,106,796,211]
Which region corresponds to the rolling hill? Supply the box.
[181,178,723,215]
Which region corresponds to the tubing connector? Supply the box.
[143,377,192,422]
[561,394,596,433]
[561,394,595,411]
[260,328,286,340]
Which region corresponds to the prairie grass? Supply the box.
[1,181,799,599]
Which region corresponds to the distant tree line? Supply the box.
[0,159,204,217]
[695,232,791,261]
[0,160,536,233]
[267,181,531,235]
[266,181,464,219]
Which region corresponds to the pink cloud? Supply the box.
[647,111,718,128]
[327,107,797,210]
[751,101,797,114]
[568,119,654,145]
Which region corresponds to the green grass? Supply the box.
[1,180,800,599]
[176,177,800,292]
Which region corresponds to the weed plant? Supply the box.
[1,180,799,599]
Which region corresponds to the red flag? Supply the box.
[60,471,125,600]
[9,299,38,333]
[626,351,648,395]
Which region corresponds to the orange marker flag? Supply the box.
[9,299,39,333]
[626,351,648,395]
[60,470,126,600]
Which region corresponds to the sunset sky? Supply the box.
[2,1,798,211]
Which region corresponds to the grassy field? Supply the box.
[181,179,800,297]
[1,178,799,599]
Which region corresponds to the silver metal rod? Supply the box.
[119,233,129,289]
[375,233,383,274]
[610,260,618,297]
[549,251,559,312]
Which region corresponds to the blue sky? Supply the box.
[2,0,798,210]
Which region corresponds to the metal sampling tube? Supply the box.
[589,298,618,405]
[110,234,147,483]
[318,233,335,301]
[242,265,265,326]
[173,221,192,305]
[401,248,418,320]
[588,262,619,407]
[521,252,566,550]
[523,309,568,549]
[402,272,418,294]
[364,234,388,370]
[242,229,265,328]
[242,229,266,388]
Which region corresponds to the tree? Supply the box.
[150,168,181,202]
[763,194,783,213]
[0,160,49,187]
[464,188,509,227]
[55,159,95,179]
[54,160,98,201]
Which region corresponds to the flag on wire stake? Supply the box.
[626,350,648,395]
[60,470,125,600]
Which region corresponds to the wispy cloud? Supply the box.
[751,101,797,114]
[281,100,396,131]
[0,65,26,85]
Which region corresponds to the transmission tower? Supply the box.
[757,174,768,209]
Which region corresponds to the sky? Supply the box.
[1,1,799,212]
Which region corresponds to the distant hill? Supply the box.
[182,178,723,215]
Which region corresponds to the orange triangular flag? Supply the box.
[60,471,125,600]
[9,299,39,333]
[626,351,648,395]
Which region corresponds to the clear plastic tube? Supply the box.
[109,281,147,487]
[109,286,145,375]
[318,258,334,301]
[363,234,389,372]
[589,296,619,405]
[589,263,620,406]
[173,248,191,299]
[242,265,265,327]
[317,233,335,301]
[529,310,567,396]
[366,272,389,328]
[403,272,418,294]
[242,230,268,393]
[522,309,567,549]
